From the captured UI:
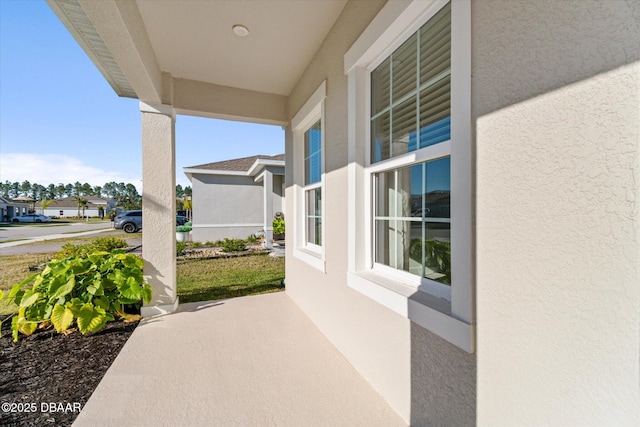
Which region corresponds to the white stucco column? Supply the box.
[139,101,178,316]
[263,169,274,249]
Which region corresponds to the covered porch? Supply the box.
[72,292,405,426]
[47,0,344,316]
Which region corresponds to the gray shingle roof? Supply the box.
[187,154,284,172]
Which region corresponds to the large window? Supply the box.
[370,2,451,289]
[345,0,473,351]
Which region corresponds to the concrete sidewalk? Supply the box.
[73,292,406,426]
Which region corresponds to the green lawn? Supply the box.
[177,254,285,303]
[0,251,285,315]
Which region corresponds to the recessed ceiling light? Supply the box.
[232,25,249,37]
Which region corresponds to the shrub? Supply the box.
[220,238,246,252]
[273,217,285,235]
[55,237,128,259]
[0,252,152,342]
[93,237,129,252]
[191,241,203,248]
[246,234,259,243]
[176,241,187,256]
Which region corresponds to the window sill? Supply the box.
[293,247,326,273]
[347,271,474,352]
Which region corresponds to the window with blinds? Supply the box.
[371,2,451,163]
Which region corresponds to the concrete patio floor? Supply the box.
[73,292,406,426]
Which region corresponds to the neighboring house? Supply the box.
[0,197,31,221]
[48,1,639,425]
[35,197,115,218]
[184,154,285,248]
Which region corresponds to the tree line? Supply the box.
[0,180,191,211]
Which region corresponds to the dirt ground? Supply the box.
[0,318,137,426]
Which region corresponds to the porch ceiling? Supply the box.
[48,0,346,123]
[136,0,347,96]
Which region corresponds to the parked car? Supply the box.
[11,214,51,223]
[115,210,190,233]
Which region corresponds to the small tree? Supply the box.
[75,196,88,218]
[40,199,54,215]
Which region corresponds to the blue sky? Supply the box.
[0,0,284,191]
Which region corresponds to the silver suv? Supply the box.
[114,210,142,233]
[114,210,190,233]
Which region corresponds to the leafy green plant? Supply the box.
[272,217,285,235]
[0,252,152,342]
[246,234,259,244]
[410,238,451,285]
[190,241,203,248]
[220,238,246,253]
[176,221,192,233]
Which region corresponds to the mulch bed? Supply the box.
[0,317,137,426]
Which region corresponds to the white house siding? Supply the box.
[473,0,639,425]
[285,0,475,424]
[43,208,101,217]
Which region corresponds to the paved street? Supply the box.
[0,222,112,243]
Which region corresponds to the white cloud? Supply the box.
[0,153,143,192]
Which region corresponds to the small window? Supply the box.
[304,120,322,246]
[292,81,326,272]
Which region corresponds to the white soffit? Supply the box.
[136,0,347,96]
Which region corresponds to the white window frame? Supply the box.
[345,0,474,352]
[292,81,326,272]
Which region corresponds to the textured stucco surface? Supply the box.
[474,0,640,425]
[141,109,177,307]
[410,324,475,426]
[285,0,476,423]
[191,172,284,242]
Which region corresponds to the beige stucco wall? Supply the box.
[474,0,640,425]
[285,0,475,423]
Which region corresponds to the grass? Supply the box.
[0,251,285,315]
[177,253,285,303]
